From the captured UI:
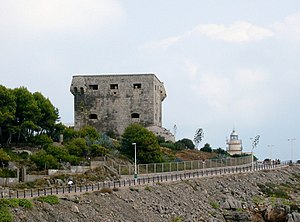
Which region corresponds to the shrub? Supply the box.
[160,142,175,150]
[100,188,113,194]
[36,195,60,205]
[177,138,195,149]
[30,150,59,170]
[33,134,53,146]
[0,205,13,222]
[17,199,33,208]
[0,169,17,178]
[144,186,152,191]
[210,200,220,209]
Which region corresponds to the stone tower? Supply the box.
[70,73,171,138]
[226,129,243,155]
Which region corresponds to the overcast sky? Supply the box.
[1,0,300,161]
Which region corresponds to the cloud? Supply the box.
[191,73,232,110]
[272,12,300,42]
[143,21,273,50]
[188,67,274,126]
[0,0,125,34]
[142,36,182,51]
[193,21,273,43]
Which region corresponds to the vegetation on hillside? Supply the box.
[0,84,241,185]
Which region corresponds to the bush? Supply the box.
[200,143,212,153]
[65,138,88,157]
[0,169,17,178]
[17,199,33,208]
[100,188,113,194]
[90,144,109,157]
[36,195,60,205]
[30,150,59,170]
[174,141,186,151]
[177,138,195,149]
[160,142,175,150]
[32,134,53,146]
[0,198,33,222]
[121,124,163,164]
[0,205,13,222]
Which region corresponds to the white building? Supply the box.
[226,129,243,155]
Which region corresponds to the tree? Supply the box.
[200,143,212,153]
[193,128,204,149]
[0,149,11,167]
[0,85,16,144]
[13,87,40,143]
[178,138,195,149]
[121,123,163,164]
[33,92,59,135]
[30,150,58,170]
[65,138,88,157]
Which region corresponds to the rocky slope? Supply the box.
[11,165,300,222]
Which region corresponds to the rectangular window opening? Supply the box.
[133,83,142,89]
[89,85,98,90]
[110,84,118,89]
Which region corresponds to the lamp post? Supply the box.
[288,138,296,163]
[132,143,137,180]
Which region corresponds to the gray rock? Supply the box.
[287,212,300,222]
[71,205,80,213]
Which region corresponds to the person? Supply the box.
[68,180,73,191]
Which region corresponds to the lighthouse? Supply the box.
[226,129,242,155]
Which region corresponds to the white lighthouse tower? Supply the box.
[226,129,242,155]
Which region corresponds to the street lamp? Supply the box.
[288,138,296,163]
[132,143,137,180]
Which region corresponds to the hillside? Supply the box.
[10,165,300,222]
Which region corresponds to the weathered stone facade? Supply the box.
[70,73,170,137]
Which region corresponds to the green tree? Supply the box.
[177,138,195,149]
[33,92,59,135]
[90,144,109,157]
[45,144,79,165]
[13,87,40,143]
[30,150,58,170]
[0,85,16,144]
[174,141,186,150]
[0,149,11,167]
[121,124,163,164]
[200,143,212,153]
[194,128,204,149]
[78,125,100,142]
[65,138,88,157]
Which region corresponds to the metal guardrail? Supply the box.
[0,161,289,199]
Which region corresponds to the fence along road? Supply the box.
[0,160,289,199]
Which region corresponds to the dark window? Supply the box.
[131,113,140,118]
[133,83,142,89]
[110,84,118,89]
[80,87,84,94]
[89,85,98,90]
[89,114,98,119]
[74,87,78,93]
